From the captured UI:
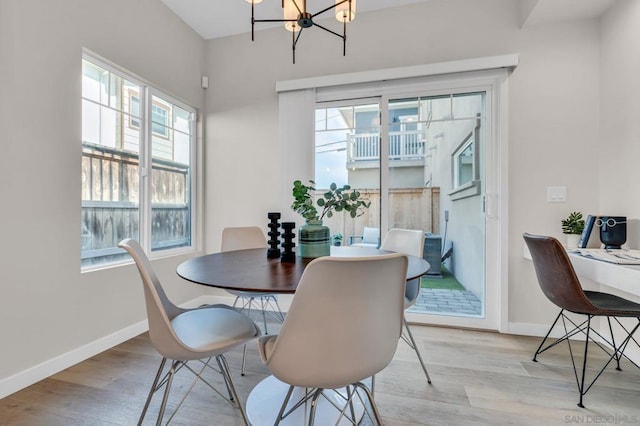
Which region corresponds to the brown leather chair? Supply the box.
[523,233,640,407]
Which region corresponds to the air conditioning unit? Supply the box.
[423,233,442,277]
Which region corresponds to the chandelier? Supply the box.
[245,0,356,64]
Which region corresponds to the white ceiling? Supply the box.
[522,0,615,27]
[160,0,616,40]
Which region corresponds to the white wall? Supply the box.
[205,0,602,330]
[0,0,208,392]
[599,0,640,245]
[596,0,640,355]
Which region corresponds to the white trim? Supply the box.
[0,294,293,399]
[276,54,519,93]
[0,320,148,399]
[506,322,566,338]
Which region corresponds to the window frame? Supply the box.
[81,51,198,271]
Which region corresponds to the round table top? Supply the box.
[176,246,430,294]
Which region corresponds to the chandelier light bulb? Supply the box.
[335,0,356,23]
[284,0,301,32]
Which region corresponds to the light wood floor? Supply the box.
[2,323,640,425]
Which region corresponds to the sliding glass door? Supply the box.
[314,87,496,330]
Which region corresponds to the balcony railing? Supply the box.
[347,130,426,165]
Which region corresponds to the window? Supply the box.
[81,54,196,269]
[450,114,481,200]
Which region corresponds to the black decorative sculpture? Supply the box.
[267,212,281,258]
[281,222,296,263]
[598,216,627,249]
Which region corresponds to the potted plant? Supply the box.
[561,211,585,249]
[332,233,343,246]
[292,180,370,257]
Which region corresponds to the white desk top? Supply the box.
[523,242,640,297]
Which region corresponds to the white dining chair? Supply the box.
[253,253,408,425]
[380,228,432,384]
[222,226,285,375]
[118,238,261,425]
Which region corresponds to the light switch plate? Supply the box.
[547,186,567,203]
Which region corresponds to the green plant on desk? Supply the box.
[561,211,585,235]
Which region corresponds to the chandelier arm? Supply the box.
[253,18,298,24]
[313,0,347,18]
[343,20,346,56]
[292,27,304,64]
[312,22,345,40]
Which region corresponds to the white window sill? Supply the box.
[449,180,481,201]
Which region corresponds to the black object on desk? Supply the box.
[578,214,596,248]
[598,216,626,249]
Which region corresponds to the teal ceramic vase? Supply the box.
[298,220,331,258]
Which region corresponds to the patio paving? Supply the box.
[409,288,482,316]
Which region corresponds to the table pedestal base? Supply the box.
[246,375,367,425]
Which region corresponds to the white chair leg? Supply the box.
[403,316,432,384]
[138,357,167,426]
[354,382,384,425]
[218,355,250,425]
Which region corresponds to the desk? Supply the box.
[523,244,640,297]
[177,247,430,425]
[568,253,640,297]
[177,246,430,292]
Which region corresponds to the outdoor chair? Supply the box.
[523,233,640,407]
[349,226,380,248]
[380,228,432,384]
[118,238,261,425]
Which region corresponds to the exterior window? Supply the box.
[450,114,482,200]
[453,134,474,188]
[81,55,195,269]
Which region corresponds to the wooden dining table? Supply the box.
[176,245,430,292]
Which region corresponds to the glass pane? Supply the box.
[82,59,143,268]
[314,108,326,131]
[82,100,100,145]
[456,139,474,187]
[420,94,451,122]
[151,97,192,253]
[326,107,353,131]
[173,131,190,165]
[390,92,485,321]
[315,103,380,251]
[173,106,191,134]
[82,60,108,105]
[452,92,483,119]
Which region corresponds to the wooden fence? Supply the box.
[317,187,440,243]
[81,143,190,265]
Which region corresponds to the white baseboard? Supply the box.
[506,322,558,338]
[0,294,293,400]
[0,320,148,400]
